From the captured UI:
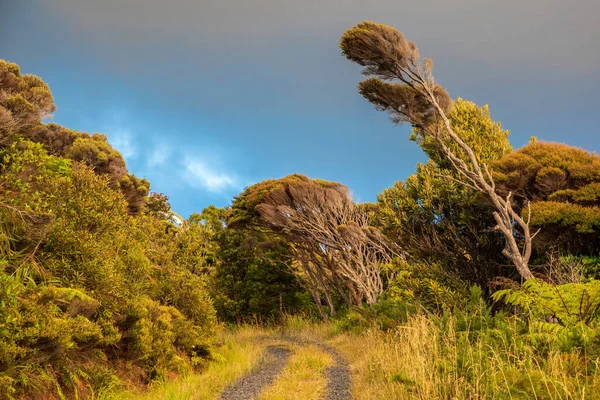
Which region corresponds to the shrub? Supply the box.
[334,299,418,332]
[0,139,217,398]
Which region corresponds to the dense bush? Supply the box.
[1,113,216,397]
[333,299,419,332]
[210,226,313,323]
[0,60,55,139]
[331,284,600,398]
[493,140,600,255]
[385,259,469,313]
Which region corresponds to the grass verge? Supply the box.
[329,314,600,399]
[99,326,271,400]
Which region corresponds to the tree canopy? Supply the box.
[493,140,600,254]
[231,174,396,317]
[0,60,55,138]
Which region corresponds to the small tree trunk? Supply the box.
[311,291,328,321]
[279,292,283,316]
[323,289,336,316]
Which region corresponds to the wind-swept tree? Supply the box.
[341,21,535,280]
[231,174,398,318]
[377,99,514,291]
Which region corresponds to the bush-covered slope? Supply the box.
[0,60,217,399]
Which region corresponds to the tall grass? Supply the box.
[99,326,271,400]
[101,312,600,399]
[329,314,600,399]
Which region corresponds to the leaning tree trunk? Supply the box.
[426,89,536,280]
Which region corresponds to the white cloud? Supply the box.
[107,129,137,160]
[183,157,238,193]
[147,142,171,167]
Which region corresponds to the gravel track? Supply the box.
[280,336,352,400]
[218,345,292,400]
[318,343,352,400]
[218,337,351,400]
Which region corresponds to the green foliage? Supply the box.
[410,98,512,168]
[493,279,600,327]
[577,255,600,279]
[66,134,126,179]
[385,259,469,312]
[493,141,600,196]
[119,297,209,378]
[210,226,312,323]
[338,284,600,398]
[0,136,216,397]
[0,60,56,138]
[146,192,171,216]
[376,99,514,290]
[530,201,600,233]
[0,266,119,398]
[493,141,600,255]
[333,299,418,332]
[118,173,150,216]
[1,58,149,216]
[172,209,221,275]
[21,123,86,156]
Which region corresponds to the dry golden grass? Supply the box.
[102,314,600,400]
[100,326,272,400]
[329,315,600,399]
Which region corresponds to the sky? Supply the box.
[1,0,599,217]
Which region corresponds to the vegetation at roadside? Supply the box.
[0,60,217,399]
[102,327,270,400]
[330,290,600,399]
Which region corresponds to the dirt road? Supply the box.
[218,337,351,400]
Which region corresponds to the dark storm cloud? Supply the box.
[44,0,600,76]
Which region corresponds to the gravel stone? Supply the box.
[218,337,351,400]
[318,343,352,400]
[218,345,292,400]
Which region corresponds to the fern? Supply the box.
[493,278,600,326]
